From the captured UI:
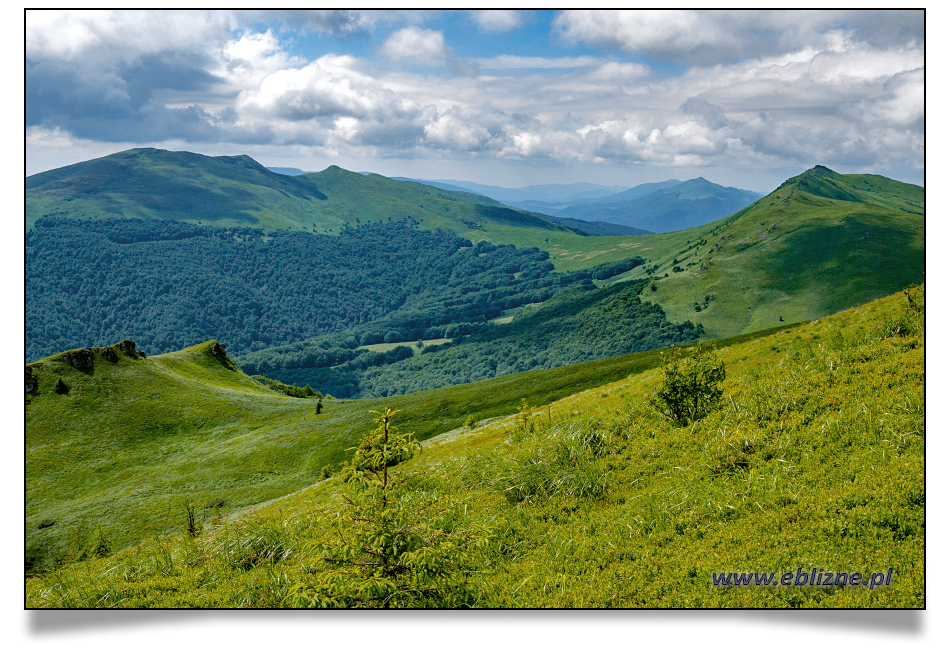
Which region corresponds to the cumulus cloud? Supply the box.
[553,9,924,66]
[26,9,236,62]
[26,10,923,184]
[423,107,513,152]
[26,10,238,142]
[469,10,523,32]
[475,55,601,70]
[236,54,434,150]
[380,27,451,64]
[554,10,728,63]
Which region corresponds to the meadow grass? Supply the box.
[25,326,782,570]
[642,174,924,339]
[26,288,923,607]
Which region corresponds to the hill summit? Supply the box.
[26,148,585,242]
[644,164,924,338]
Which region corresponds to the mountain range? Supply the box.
[391,178,630,204]
[402,176,762,234]
[550,177,762,233]
[24,148,925,607]
[26,149,924,386]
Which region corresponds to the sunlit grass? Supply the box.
[26,288,923,607]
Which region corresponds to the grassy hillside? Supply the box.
[25,287,924,607]
[637,166,924,339]
[24,147,685,273]
[26,148,586,246]
[26,324,785,573]
[26,149,331,231]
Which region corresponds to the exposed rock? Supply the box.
[63,348,95,371]
[208,340,237,370]
[26,366,38,393]
[55,377,69,394]
[101,347,119,363]
[115,339,141,359]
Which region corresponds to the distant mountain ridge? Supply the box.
[567,179,684,205]
[551,178,762,233]
[26,148,587,242]
[403,175,761,234]
[394,178,630,204]
[267,166,312,176]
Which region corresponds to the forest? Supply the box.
[257,280,703,398]
[26,217,596,362]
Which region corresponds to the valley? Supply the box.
[26,151,924,396]
[24,149,925,609]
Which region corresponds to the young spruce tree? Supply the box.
[289,408,488,608]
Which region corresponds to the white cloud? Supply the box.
[235,54,435,150]
[239,55,410,120]
[868,68,925,126]
[221,30,304,91]
[25,10,924,185]
[587,61,650,82]
[26,9,236,62]
[475,55,601,70]
[553,10,734,63]
[469,10,523,32]
[380,27,451,64]
[552,9,924,66]
[425,111,494,151]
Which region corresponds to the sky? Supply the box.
[25,9,925,193]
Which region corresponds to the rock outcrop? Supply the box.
[63,348,95,371]
[208,340,237,370]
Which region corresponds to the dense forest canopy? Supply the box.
[27,218,552,360]
[26,217,645,364]
[252,280,701,398]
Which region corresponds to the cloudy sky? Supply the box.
[25,9,924,193]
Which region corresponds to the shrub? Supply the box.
[518,398,534,433]
[650,345,726,426]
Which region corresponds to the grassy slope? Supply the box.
[25,288,924,607]
[26,326,786,566]
[24,147,669,272]
[25,149,333,232]
[26,148,596,253]
[637,166,924,339]
[297,165,584,246]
